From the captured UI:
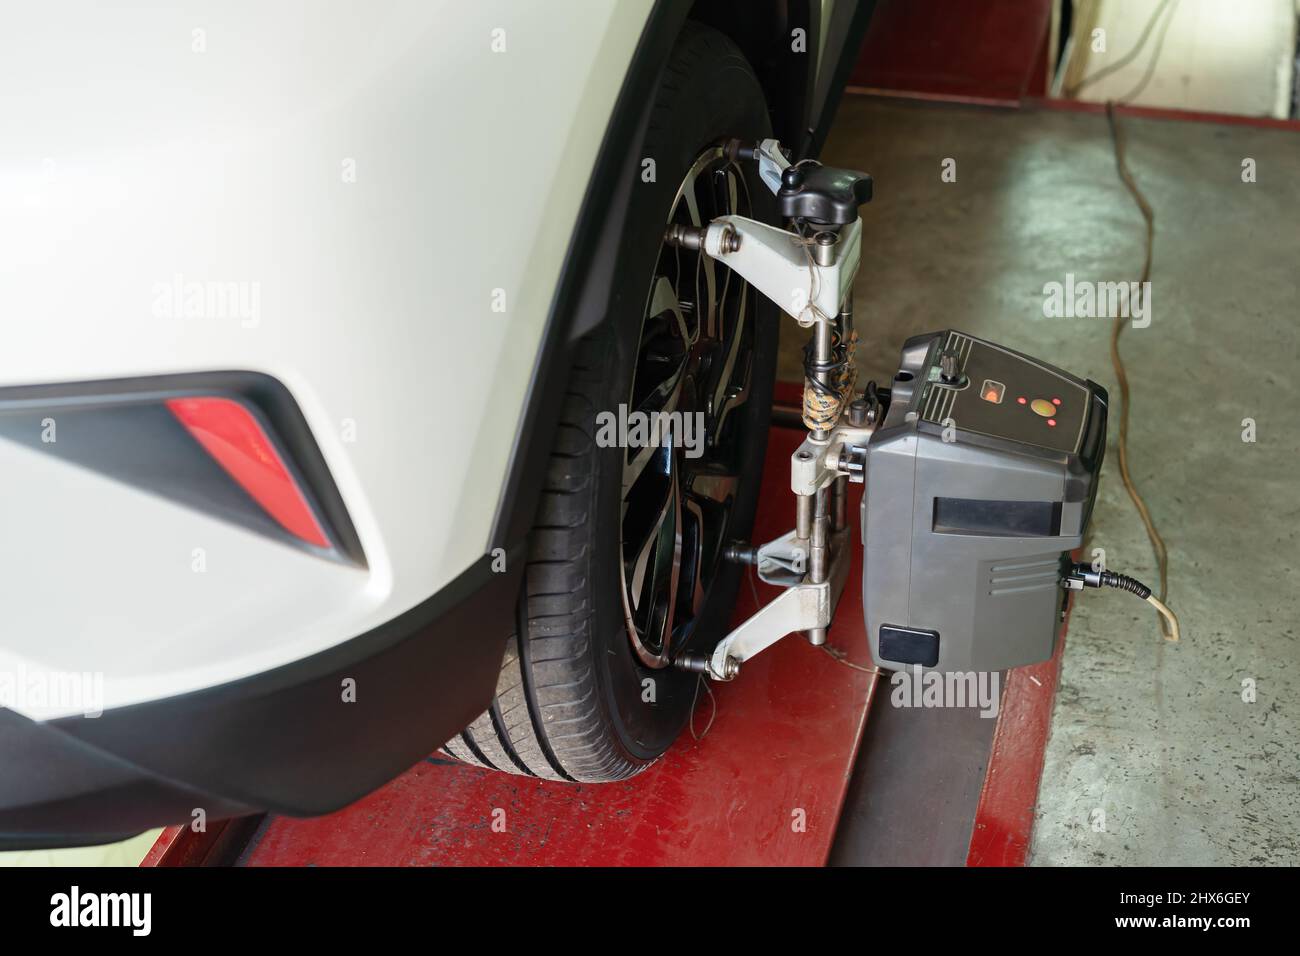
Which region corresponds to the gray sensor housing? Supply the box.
[862,330,1108,673]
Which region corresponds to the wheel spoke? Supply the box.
[677,152,721,345]
[681,497,706,618]
[632,351,685,421]
[711,280,751,438]
[627,479,672,608]
[623,373,685,502]
[620,447,681,665]
[648,274,692,345]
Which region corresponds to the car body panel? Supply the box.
[0,0,655,717]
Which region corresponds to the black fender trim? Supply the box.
[806,0,878,158]
[0,546,523,844]
[488,0,695,550]
[0,707,255,850]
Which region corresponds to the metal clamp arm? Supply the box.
[703,215,861,327]
[700,529,851,680]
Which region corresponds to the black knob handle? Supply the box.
[777,163,873,226]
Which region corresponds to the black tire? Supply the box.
[443,22,778,782]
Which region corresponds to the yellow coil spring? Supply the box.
[801,327,859,432]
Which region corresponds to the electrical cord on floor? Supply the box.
[688,674,717,741]
[1111,0,1180,105]
[820,643,881,675]
[1068,0,1180,98]
[1065,563,1180,642]
[1105,101,1176,642]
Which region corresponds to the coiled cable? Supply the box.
[801,325,858,431]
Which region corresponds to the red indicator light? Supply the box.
[1017,397,1026,405]
[1047,418,1057,427]
[166,397,330,548]
[985,390,997,401]
[1052,398,1061,406]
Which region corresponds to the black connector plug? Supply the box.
[1062,562,1178,641]
[1063,562,1152,598]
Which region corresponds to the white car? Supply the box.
[0,0,872,846]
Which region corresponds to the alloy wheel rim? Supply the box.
[618,146,757,669]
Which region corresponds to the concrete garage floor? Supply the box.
[788,96,1300,866]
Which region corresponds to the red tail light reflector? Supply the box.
[165,397,330,548]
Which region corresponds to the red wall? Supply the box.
[850,0,1053,104]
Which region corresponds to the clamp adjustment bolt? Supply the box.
[848,397,868,427]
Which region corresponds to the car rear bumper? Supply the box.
[0,550,520,850]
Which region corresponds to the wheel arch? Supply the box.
[490,1,873,552]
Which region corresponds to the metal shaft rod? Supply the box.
[811,318,834,441]
[802,274,849,645]
[806,488,829,646]
[831,289,854,533]
[810,489,828,580]
[832,475,847,531]
[796,492,812,541]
